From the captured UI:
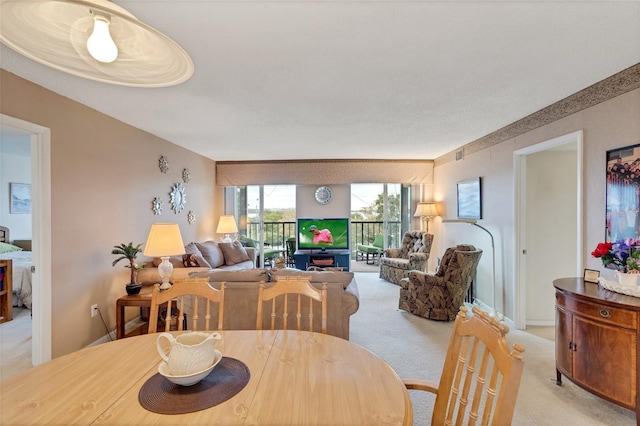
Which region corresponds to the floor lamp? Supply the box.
[442,219,500,319]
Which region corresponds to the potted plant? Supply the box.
[112,242,144,295]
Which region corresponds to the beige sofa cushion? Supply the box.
[196,241,225,268]
[218,241,251,265]
[189,268,269,282]
[270,268,354,288]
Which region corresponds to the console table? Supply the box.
[554,277,640,424]
[294,250,350,271]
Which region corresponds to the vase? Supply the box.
[126,283,142,295]
[616,272,638,288]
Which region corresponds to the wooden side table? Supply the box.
[116,290,153,339]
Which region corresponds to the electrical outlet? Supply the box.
[91,304,98,318]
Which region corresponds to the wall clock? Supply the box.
[314,186,333,205]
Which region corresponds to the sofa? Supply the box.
[137,240,257,284]
[379,231,433,285]
[180,268,360,340]
[399,244,482,321]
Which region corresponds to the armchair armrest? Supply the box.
[406,270,446,293]
[403,378,438,394]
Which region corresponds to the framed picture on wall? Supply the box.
[457,177,482,220]
[9,183,31,214]
[605,143,640,241]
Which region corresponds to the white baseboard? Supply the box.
[86,316,145,347]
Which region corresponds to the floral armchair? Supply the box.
[398,244,482,321]
[379,231,433,285]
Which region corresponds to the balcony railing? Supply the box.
[244,221,402,255]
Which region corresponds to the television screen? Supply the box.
[297,218,349,250]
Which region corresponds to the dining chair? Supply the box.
[148,277,225,333]
[256,276,327,334]
[404,305,525,425]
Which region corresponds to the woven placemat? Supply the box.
[139,357,250,415]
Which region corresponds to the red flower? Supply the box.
[591,242,613,258]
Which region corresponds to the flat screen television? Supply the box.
[297,218,350,251]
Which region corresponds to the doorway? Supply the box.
[1,114,52,365]
[514,130,583,329]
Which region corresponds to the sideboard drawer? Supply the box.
[560,292,637,329]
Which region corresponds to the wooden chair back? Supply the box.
[148,277,225,333]
[256,276,327,334]
[404,305,525,425]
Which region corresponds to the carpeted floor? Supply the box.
[0,307,32,381]
[350,272,636,425]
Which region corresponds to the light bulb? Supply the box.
[87,15,118,63]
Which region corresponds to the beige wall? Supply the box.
[1,70,219,357]
[433,87,640,322]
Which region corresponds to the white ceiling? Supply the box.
[1,0,639,162]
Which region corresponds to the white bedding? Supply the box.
[0,251,32,309]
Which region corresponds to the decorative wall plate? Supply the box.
[188,210,195,224]
[314,186,333,204]
[182,168,191,183]
[159,155,169,173]
[152,197,163,215]
[170,182,186,213]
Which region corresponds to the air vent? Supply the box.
[456,150,464,161]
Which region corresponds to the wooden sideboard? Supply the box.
[554,277,640,424]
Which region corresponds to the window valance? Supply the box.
[216,159,434,186]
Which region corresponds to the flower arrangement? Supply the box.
[592,239,640,273]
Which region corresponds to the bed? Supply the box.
[0,226,32,309]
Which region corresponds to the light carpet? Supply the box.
[0,307,32,381]
[350,272,635,425]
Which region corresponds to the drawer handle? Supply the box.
[599,309,611,318]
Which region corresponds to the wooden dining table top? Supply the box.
[1,329,412,425]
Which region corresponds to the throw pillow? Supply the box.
[182,253,207,267]
[0,242,23,254]
[196,241,225,268]
[218,241,251,265]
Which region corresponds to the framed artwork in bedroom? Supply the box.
[606,143,640,242]
[9,182,31,214]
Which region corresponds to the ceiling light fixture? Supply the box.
[0,0,194,87]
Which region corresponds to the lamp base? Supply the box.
[157,256,174,290]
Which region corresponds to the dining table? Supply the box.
[0,329,412,425]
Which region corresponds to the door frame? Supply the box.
[513,130,583,329]
[1,114,52,364]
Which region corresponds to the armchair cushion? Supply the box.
[399,245,482,321]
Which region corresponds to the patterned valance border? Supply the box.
[436,62,640,165]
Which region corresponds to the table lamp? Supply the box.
[414,202,438,232]
[143,223,185,290]
[217,215,238,242]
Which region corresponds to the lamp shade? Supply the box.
[414,202,438,218]
[216,215,239,234]
[0,0,193,87]
[143,223,185,257]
